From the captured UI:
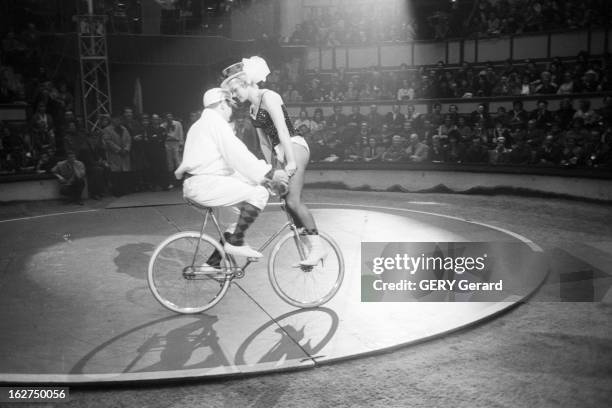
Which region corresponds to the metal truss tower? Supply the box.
[77,14,112,131]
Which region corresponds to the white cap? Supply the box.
[203,88,230,108]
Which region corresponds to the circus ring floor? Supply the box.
[0,189,559,384]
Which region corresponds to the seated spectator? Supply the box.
[385,105,405,133]
[345,81,360,101]
[463,136,489,163]
[428,135,447,163]
[535,134,562,166]
[343,138,364,162]
[470,103,491,128]
[530,99,554,130]
[294,108,314,133]
[438,115,456,139]
[51,150,86,205]
[404,133,429,162]
[363,137,385,162]
[327,104,347,130]
[311,108,327,132]
[382,135,406,162]
[30,101,55,151]
[35,151,54,173]
[557,72,575,95]
[347,105,365,127]
[577,70,601,93]
[366,104,384,131]
[489,136,512,164]
[491,120,511,143]
[282,83,303,102]
[397,80,415,101]
[560,137,585,167]
[508,100,529,129]
[573,99,600,127]
[533,71,558,94]
[445,133,465,163]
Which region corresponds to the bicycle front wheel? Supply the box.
[269,231,344,308]
[148,231,231,314]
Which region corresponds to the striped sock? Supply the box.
[227,203,260,246]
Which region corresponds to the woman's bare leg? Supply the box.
[285,143,316,232]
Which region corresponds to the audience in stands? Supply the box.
[287,0,609,44]
[286,93,612,169]
[1,13,611,208]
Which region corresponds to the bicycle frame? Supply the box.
[190,200,305,276]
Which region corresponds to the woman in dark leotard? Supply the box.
[221,56,326,266]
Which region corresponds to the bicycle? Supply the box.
[147,198,345,314]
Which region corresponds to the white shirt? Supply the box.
[175,108,271,184]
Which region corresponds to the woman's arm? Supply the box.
[262,91,297,173]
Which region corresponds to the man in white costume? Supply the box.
[175,88,287,259]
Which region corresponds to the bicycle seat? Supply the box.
[185,198,213,212]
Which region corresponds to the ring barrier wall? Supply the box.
[1,165,610,202]
[305,164,612,202]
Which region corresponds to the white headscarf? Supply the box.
[241,56,271,84]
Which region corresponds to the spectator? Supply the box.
[428,135,446,163]
[123,108,147,192]
[144,114,168,191]
[386,104,406,133]
[397,79,414,101]
[560,136,585,167]
[464,136,489,163]
[489,136,512,164]
[557,71,576,95]
[30,101,55,151]
[404,133,429,162]
[327,104,347,130]
[508,100,529,129]
[103,115,131,196]
[446,133,465,163]
[311,108,327,132]
[363,137,385,162]
[294,108,314,133]
[533,71,558,94]
[78,129,108,199]
[382,135,406,162]
[161,112,184,189]
[535,134,562,165]
[51,150,86,205]
[346,105,365,127]
[343,138,364,162]
[574,99,600,126]
[507,137,533,165]
[555,98,577,129]
[366,104,384,131]
[62,120,86,154]
[530,99,554,130]
[35,151,54,173]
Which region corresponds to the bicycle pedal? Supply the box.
[246,257,260,262]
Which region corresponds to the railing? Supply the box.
[0,103,28,122]
[300,27,610,71]
[285,93,609,117]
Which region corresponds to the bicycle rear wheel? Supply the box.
[148,231,231,314]
[268,231,344,308]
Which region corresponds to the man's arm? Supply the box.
[215,120,272,184]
